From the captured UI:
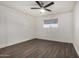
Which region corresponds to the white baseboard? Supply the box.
[0,38,33,49]
[73,42,79,56]
[36,38,72,43]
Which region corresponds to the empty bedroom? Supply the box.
[0,0,79,58]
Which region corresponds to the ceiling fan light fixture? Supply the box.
[40,8,45,13]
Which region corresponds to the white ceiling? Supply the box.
[0,1,76,17]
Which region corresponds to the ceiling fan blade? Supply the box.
[36,1,42,7]
[45,9,52,12]
[31,8,40,9]
[44,2,54,8]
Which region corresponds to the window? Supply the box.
[43,19,58,28]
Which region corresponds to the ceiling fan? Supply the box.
[31,1,54,12]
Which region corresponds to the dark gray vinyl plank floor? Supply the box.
[0,39,78,58]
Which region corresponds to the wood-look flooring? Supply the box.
[0,39,78,58]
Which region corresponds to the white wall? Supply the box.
[35,12,73,43]
[73,2,79,56]
[0,5,35,48]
